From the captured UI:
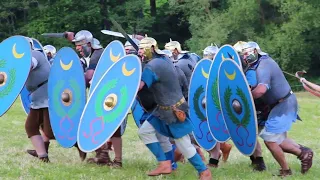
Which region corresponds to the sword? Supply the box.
[101,30,133,39]
[109,18,139,51]
[41,33,67,38]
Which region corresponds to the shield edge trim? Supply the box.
[188,58,217,151]
[217,59,258,156]
[20,93,29,115]
[0,35,32,117]
[205,47,232,143]
[88,40,125,96]
[77,54,142,152]
[219,44,242,69]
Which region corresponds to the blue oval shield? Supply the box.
[0,36,32,116]
[78,54,142,152]
[218,59,257,156]
[189,59,217,150]
[48,47,86,148]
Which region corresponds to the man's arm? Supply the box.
[251,84,268,99]
[139,67,159,91]
[252,65,271,99]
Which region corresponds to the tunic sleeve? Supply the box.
[245,70,258,88]
[256,63,271,90]
[141,67,159,88]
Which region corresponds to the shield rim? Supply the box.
[205,45,233,142]
[221,44,242,69]
[217,59,258,156]
[77,54,142,152]
[0,35,32,117]
[48,46,86,148]
[188,58,217,151]
[20,88,30,115]
[88,40,125,96]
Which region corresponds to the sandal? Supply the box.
[298,145,313,174]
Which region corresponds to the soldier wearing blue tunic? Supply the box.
[137,37,212,179]
[242,41,313,177]
[233,41,268,172]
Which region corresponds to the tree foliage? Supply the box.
[0,0,319,77]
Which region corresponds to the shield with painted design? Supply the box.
[218,59,257,156]
[206,45,241,142]
[89,40,125,96]
[188,59,217,150]
[0,36,32,117]
[20,38,49,115]
[78,54,141,152]
[48,47,86,148]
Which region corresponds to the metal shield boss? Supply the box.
[188,59,217,151]
[78,55,142,152]
[48,47,86,148]
[20,38,48,115]
[89,40,125,96]
[0,36,32,116]
[218,60,257,156]
[206,45,241,142]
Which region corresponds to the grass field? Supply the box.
[0,92,319,179]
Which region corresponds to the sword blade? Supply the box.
[101,30,133,39]
[109,18,139,51]
[41,33,66,38]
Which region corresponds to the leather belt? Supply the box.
[277,90,293,103]
[29,80,48,94]
[158,97,185,111]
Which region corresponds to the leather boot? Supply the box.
[96,145,112,166]
[87,147,102,164]
[199,169,212,180]
[147,160,172,176]
[39,156,50,163]
[298,145,313,174]
[27,141,50,158]
[107,141,113,151]
[74,143,87,161]
[220,142,232,162]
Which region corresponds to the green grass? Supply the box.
[0,92,319,179]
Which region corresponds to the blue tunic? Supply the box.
[141,58,193,139]
[255,55,298,134]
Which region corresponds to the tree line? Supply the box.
[1,0,319,88]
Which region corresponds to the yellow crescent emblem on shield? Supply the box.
[110,48,121,62]
[201,67,209,79]
[224,70,236,80]
[60,59,73,71]
[12,43,25,59]
[222,54,234,61]
[122,62,136,76]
